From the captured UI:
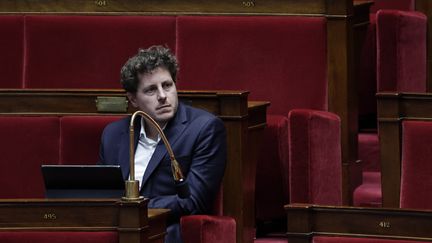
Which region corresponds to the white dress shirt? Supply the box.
[134,118,161,188]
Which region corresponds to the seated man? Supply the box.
[99,46,227,243]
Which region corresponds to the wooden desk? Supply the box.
[0,198,169,243]
[286,203,432,243]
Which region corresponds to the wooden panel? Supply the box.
[0,89,249,116]
[378,120,401,208]
[327,8,357,205]
[327,0,352,15]
[0,198,169,243]
[286,204,432,243]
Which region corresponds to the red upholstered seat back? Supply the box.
[24,15,176,89]
[356,8,425,126]
[288,110,342,205]
[0,117,59,198]
[0,115,124,198]
[400,121,432,209]
[60,116,123,164]
[176,16,328,115]
[0,16,24,88]
[357,0,417,125]
[377,10,427,92]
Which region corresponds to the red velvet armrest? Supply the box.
[288,109,342,205]
[180,215,236,243]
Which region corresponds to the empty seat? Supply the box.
[60,116,123,164]
[0,116,59,198]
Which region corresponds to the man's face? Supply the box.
[127,67,178,127]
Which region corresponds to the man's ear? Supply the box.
[126,92,138,108]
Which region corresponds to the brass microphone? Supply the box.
[123,110,190,201]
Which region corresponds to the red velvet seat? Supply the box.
[353,171,382,207]
[354,9,427,207]
[60,116,123,164]
[376,10,426,92]
[181,215,236,243]
[355,0,415,129]
[354,0,415,116]
[400,121,432,209]
[259,109,342,243]
[356,1,416,206]
[354,134,381,207]
[180,180,237,243]
[355,0,416,208]
[0,116,59,198]
[0,16,24,88]
[24,15,176,89]
[288,109,342,205]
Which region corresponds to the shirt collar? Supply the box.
[139,117,166,144]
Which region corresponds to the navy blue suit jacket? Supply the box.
[99,102,227,242]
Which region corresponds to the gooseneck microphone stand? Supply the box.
[123,110,189,201]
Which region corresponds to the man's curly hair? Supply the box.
[120,45,178,93]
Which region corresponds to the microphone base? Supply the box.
[123,180,143,201]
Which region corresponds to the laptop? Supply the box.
[41,164,125,199]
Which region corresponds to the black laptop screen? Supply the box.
[41,164,125,198]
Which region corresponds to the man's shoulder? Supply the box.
[103,116,130,134]
[181,103,219,121]
[180,103,224,129]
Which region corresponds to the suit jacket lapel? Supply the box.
[141,103,188,187]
